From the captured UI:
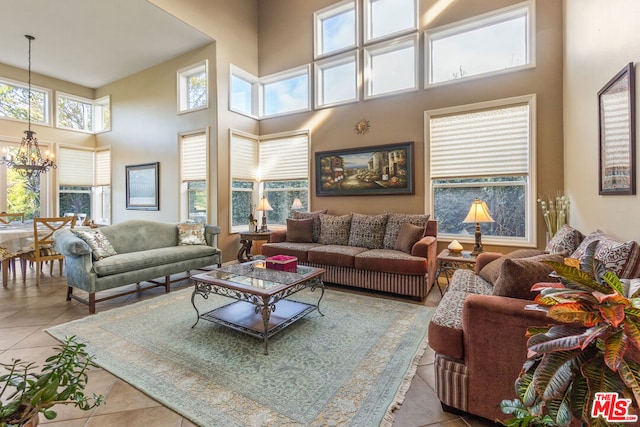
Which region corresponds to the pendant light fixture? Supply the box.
[1,35,56,178]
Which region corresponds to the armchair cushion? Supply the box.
[478,248,544,285]
[492,253,563,300]
[545,224,584,255]
[571,230,640,279]
[73,229,118,260]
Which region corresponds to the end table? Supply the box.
[237,231,272,263]
[435,248,477,295]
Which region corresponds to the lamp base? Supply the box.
[260,216,268,232]
[472,223,483,255]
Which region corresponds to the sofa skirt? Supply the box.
[303,262,431,298]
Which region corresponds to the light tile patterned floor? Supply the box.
[0,267,498,426]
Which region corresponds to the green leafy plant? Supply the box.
[0,336,105,426]
[501,241,640,426]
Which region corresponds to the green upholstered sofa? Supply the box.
[53,220,221,313]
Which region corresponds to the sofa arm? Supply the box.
[53,229,91,256]
[474,251,503,273]
[462,294,552,421]
[269,229,287,243]
[204,224,222,248]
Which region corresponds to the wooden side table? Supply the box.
[237,231,272,263]
[435,249,477,295]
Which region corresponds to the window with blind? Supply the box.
[230,130,310,232]
[94,149,111,224]
[180,132,207,223]
[58,147,94,220]
[427,95,536,246]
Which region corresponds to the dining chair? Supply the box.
[0,212,25,224]
[21,216,76,286]
[0,212,25,281]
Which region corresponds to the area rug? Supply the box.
[47,287,434,427]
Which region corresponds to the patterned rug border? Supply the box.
[47,288,433,427]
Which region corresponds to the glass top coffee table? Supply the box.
[190,261,325,355]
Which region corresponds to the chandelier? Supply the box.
[1,35,56,178]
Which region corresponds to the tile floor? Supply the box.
[0,267,498,427]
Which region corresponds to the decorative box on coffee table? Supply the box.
[266,255,298,272]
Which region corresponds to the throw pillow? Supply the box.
[293,210,327,243]
[318,214,352,246]
[478,248,544,285]
[286,218,313,243]
[177,222,207,245]
[383,213,429,250]
[394,222,425,254]
[347,213,388,249]
[545,224,584,255]
[492,253,564,300]
[73,229,118,261]
[570,230,640,278]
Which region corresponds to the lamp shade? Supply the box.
[463,198,495,223]
[256,196,273,211]
[291,198,304,210]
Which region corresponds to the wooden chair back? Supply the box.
[0,212,25,224]
[33,216,76,248]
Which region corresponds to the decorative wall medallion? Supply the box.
[354,119,371,135]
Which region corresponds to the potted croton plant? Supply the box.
[0,336,105,427]
[501,241,640,427]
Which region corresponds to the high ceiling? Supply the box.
[0,0,213,89]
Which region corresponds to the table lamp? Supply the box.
[256,195,273,232]
[462,198,495,255]
[290,198,304,215]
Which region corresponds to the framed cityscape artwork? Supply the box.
[598,62,636,195]
[315,142,414,196]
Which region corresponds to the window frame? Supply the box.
[313,0,358,60]
[94,148,111,225]
[55,92,94,133]
[363,34,419,100]
[363,0,418,45]
[259,65,311,119]
[0,76,52,126]
[229,65,259,118]
[177,60,209,114]
[94,96,111,133]
[425,94,537,248]
[179,130,209,223]
[314,50,360,109]
[424,0,536,88]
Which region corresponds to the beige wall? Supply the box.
[257,0,564,252]
[564,0,640,242]
[140,0,260,262]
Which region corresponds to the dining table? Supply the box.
[0,221,42,287]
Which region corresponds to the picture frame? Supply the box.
[315,142,414,196]
[598,62,636,195]
[126,162,159,210]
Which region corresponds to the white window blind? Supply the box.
[430,104,529,178]
[230,133,258,181]
[601,89,630,168]
[95,149,111,186]
[259,133,309,181]
[181,133,207,181]
[58,147,94,186]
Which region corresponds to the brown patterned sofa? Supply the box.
[428,225,640,422]
[261,211,437,299]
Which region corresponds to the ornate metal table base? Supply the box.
[191,276,324,355]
